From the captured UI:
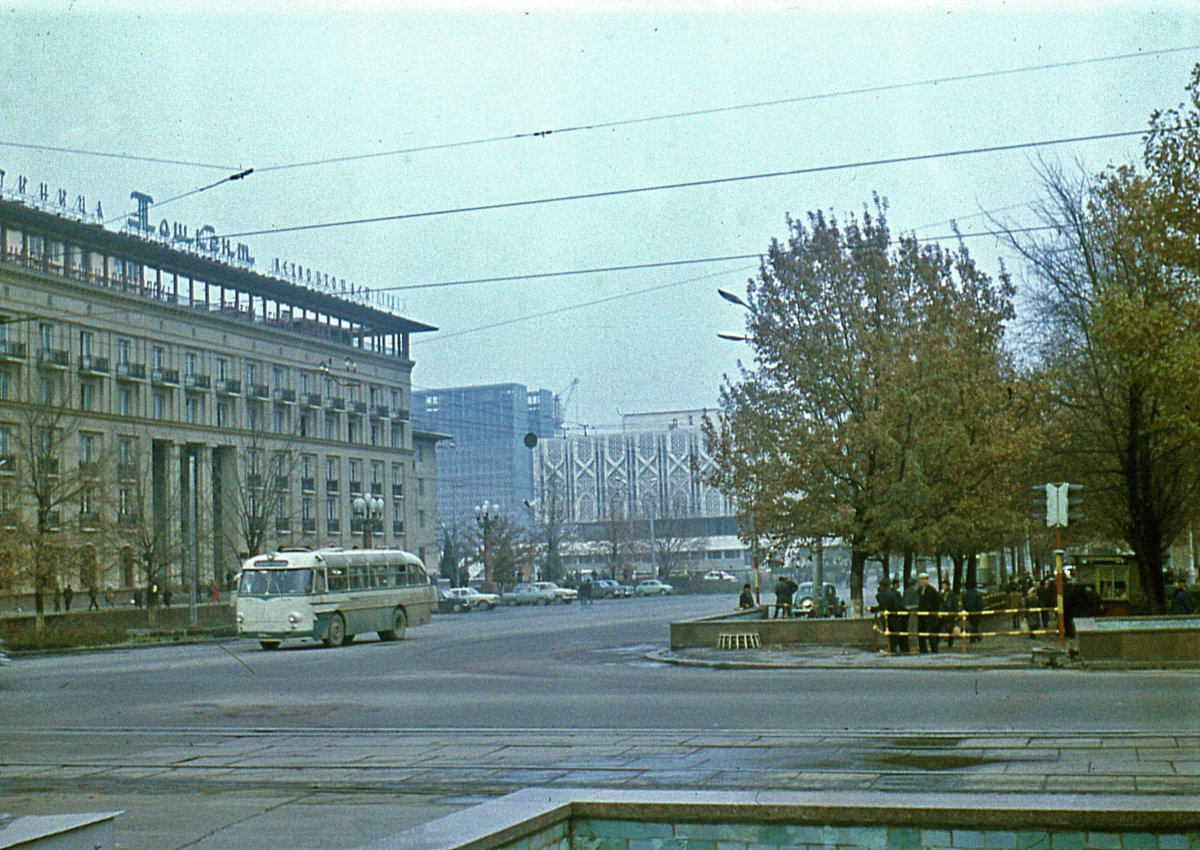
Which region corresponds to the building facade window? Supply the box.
[116,338,131,365]
[79,382,94,411]
[185,396,200,424]
[216,401,229,428]
[153,392,166,420]
[117,386,132,416]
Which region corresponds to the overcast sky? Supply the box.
[2,1,1197,430]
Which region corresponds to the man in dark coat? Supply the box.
[915,573,941,654]
[962,582,984,643]
[773,575,796,618]
[888,577,910,653]
[1171,580,1194,615]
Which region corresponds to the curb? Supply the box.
[3,633,236,658]
[645,648,1059,671]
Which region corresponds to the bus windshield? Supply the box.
[240,568,314,596]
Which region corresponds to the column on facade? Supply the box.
[151,439,182,598]
[191,444,214,596]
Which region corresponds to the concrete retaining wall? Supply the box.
[669,607,876,651]
[1,603,235,638]
[1076,616,1200,668]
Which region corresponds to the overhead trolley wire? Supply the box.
[253,44,1200,174]
[0,139,238,171]
[217,129,1154,240]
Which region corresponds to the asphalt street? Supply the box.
[2,594,1198,848]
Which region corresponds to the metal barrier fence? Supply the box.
[872,606,1063,652]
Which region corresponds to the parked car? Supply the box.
[503,583,557,605]
[446,586,500,611]
[795,582,846,617]
[533,581,578,604]
[613,582,634,598]
[702,570,737,581]
[592,579,621,599]
[635,579,674,596]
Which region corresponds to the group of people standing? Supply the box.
[873,573,986,654]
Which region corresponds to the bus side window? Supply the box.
[314,570,327,594]
[328,568,347,592]
[411,566,428,586]
[374,565,389,588]
[349,565,366,590]
[393,563,408,586]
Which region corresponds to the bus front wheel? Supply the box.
[379,608,407,642]
[324,613,347,647]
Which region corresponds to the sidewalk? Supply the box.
[652,635,1077,670]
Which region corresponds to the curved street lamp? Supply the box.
[475,500,500,591]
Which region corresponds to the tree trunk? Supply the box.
[966,552,978,589]
[952,554,965,593]
[902,550,914,591]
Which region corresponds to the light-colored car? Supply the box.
[503,583,557,606]
[533,581,578,604]
[702,570,737,581]
[445,586,500,611]
[635,579,674,596]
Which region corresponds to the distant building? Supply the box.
[535,409,747,578]
[412,383,562,532]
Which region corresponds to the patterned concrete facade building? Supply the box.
[0,180,441,598]
[534,408,732,527]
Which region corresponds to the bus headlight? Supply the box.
[236,613,244,624]
[288,612,300,624]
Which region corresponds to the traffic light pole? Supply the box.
[1055,525,1065,643]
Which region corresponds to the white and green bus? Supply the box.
[235,548,436,650]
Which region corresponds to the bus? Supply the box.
[235,548,436,649]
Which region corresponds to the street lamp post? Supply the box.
[475,500,500,591]
[353,494,384,549]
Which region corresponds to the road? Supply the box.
[2,594,1198,848]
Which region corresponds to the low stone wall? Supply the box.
[669,607,877,651]
[1,603,235,638]
[1076,615,1200,668]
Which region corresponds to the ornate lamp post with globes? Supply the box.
[353,494,385,550]
[475,500,500,592]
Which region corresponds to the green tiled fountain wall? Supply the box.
[502,820,1199,850]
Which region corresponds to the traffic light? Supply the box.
[1036,483,1082,528]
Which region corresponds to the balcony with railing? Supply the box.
[348,480,362,496]
[117,462,137,481]
[37,348,70,369]
[0,455,15,475]
[325,396,345,411]
[301,393,322,408]
[184,373,211,391]
[215,378,241,395]
[392,484,404,499]
[79,354,110,374]
[116,362,146,380]
[326,478,340,495]
[246,473,263,490]
[302,517,316,534]
[350,517,384,535]
[118,511,138,527]
[0,510,18,528]
[151,367,180,385]
[273,388,297,404]
[372,404,390,418]
[36,457,60,477]
[371,482,383,497]
[392,520,405,535]
[326,518,341,534]
[0,340,27,361]
[275,516,292,534]
[78,460,102,478]
[248,383,270,399]
[351,400,368,415]
[300,476,315,493]
[79,512,101,531]
[394,408,411,421]
[274,475,290,492]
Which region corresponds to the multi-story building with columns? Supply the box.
[0,182,441,599]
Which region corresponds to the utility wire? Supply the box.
[102,169,254,226]
[218,129,1152,240]
[0,140,237,171]
[422,264,759,345]
[255,44,1199,174]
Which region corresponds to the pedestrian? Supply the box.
[1037,579,1056,629]
[889,577,910,654]
[53,586,62,612]
[1171,580,1194,615]
[1008,581,1023,631]
[962,582,984,643]
[773,574,795,619]
[1023,584,1041,637]
[874,581,898,653]
[738,583,755,610]
[915,573,941,654]
[133,588,143,609]
[579,577,594,606]
[941,583,962,651]
[210,581,221,603]
[163,587,173,608]
[88,586,99,611]
[104,585,115,607]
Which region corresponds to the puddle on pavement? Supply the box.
[874,752,999,771]
[589,644,668,667]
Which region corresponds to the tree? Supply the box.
[528,469,571,583]
[707,199,1026,614]
[224,405,301,563]
[595,489,636,581]
[3,369,100,627]
[467,513,534,588]
[1011,150,1200,611]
